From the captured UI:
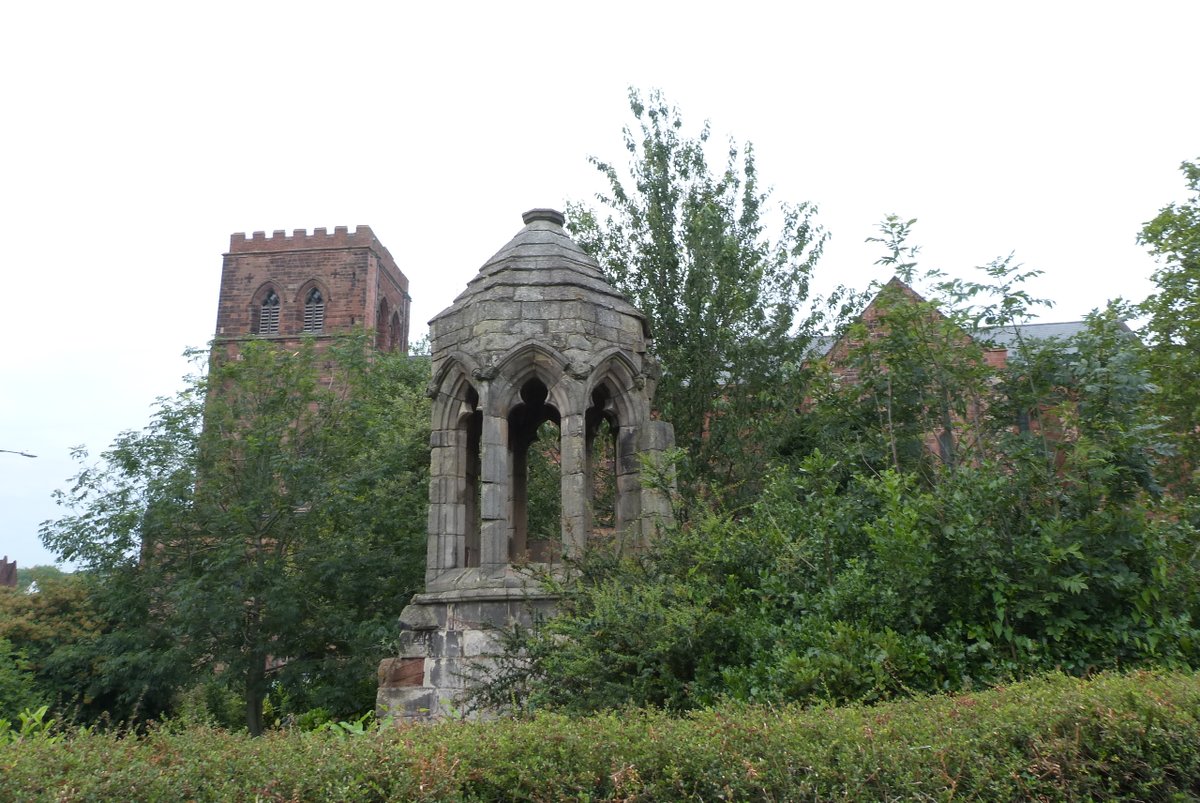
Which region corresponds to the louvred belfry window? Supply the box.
[303,287,325,333]
[259,290,280,335]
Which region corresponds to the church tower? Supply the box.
[214,226,410,352]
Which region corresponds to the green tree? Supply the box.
[1139,158,1200,497]
[42,334,430,734]
[0,638,43,721]
[14,565,68,592]
[474,243,1199,714]
[784,217,1050,482]
[0,570,169,723]
[567,88,827,499]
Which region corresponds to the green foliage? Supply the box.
[1139,158,1200,497]
[307,710,376,737]
[567,88,826,501]
[39,333,430,734]
[0,638,44,721]
[786,219,1052,480]
[5,671,1200,800]
[0,571,162,724]
[524,421,562,551]
[13,564,68,592]
[475,232,1200,713]
[0,705,63,748]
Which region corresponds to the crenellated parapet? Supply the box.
[231,225,379,253]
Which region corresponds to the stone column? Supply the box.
[426,427,464,584]
[637,420,676,540]
[615,424,641,539]
[478,413,510,579]
[559,411,588,559]
[509,441,528,560]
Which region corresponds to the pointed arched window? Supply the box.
[303,287,325,333]
[389,311,402,353]
[376,298,390,350]
[258,289,280,335]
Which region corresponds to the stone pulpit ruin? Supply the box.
[377,209,675,720]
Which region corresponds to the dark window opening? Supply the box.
[509,379,561,563]
[521,420,562,563]
[389,311,402,353]
[258,289,280,335]
[303,287,325,333]
[376,299,390,349]
[586,386,618,541]
[464,396,482,568]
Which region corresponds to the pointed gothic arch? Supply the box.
[252,284,281,335]
[376,297,391,350]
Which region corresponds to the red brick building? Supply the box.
[214,226,410,352]
[817,277,1091,377]
[815,277,1093,466]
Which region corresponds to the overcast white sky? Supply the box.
[2,1,1196,568]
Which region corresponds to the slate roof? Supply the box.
[805,276,1109,359]
[976,321,1091,351]
[430,209,649,338]
[807,320,1094,360]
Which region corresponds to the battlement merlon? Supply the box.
[227,225,408,292]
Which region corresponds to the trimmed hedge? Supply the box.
[4,670,1200,801]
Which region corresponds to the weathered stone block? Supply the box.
[399,603,439,631]
[480,521,509,566]
[428,476,454,506]
[376,686,437,720]
[434,629,462,658]
[481,416,508,448]
[439,504,463,536]
[463,629,502,657]
[471,318,510,336]
[479,300,521,321]
[480,483,507,520]
[618,490,641,517]
[513,286,545,302]
[638,420,676,452]
[596,308,620,329]
[439,533,457,572]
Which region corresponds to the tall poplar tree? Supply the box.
[567,89,827,498]
[1139,158,1200,498]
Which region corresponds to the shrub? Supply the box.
[4,670,1200,801]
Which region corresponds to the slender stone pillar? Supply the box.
[559,411,588,559]
[478,414,509,578]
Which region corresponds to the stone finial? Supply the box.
[521,208,565,226]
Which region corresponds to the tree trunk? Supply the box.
[244,655,266,736]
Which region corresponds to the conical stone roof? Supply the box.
[429,209,652,369]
